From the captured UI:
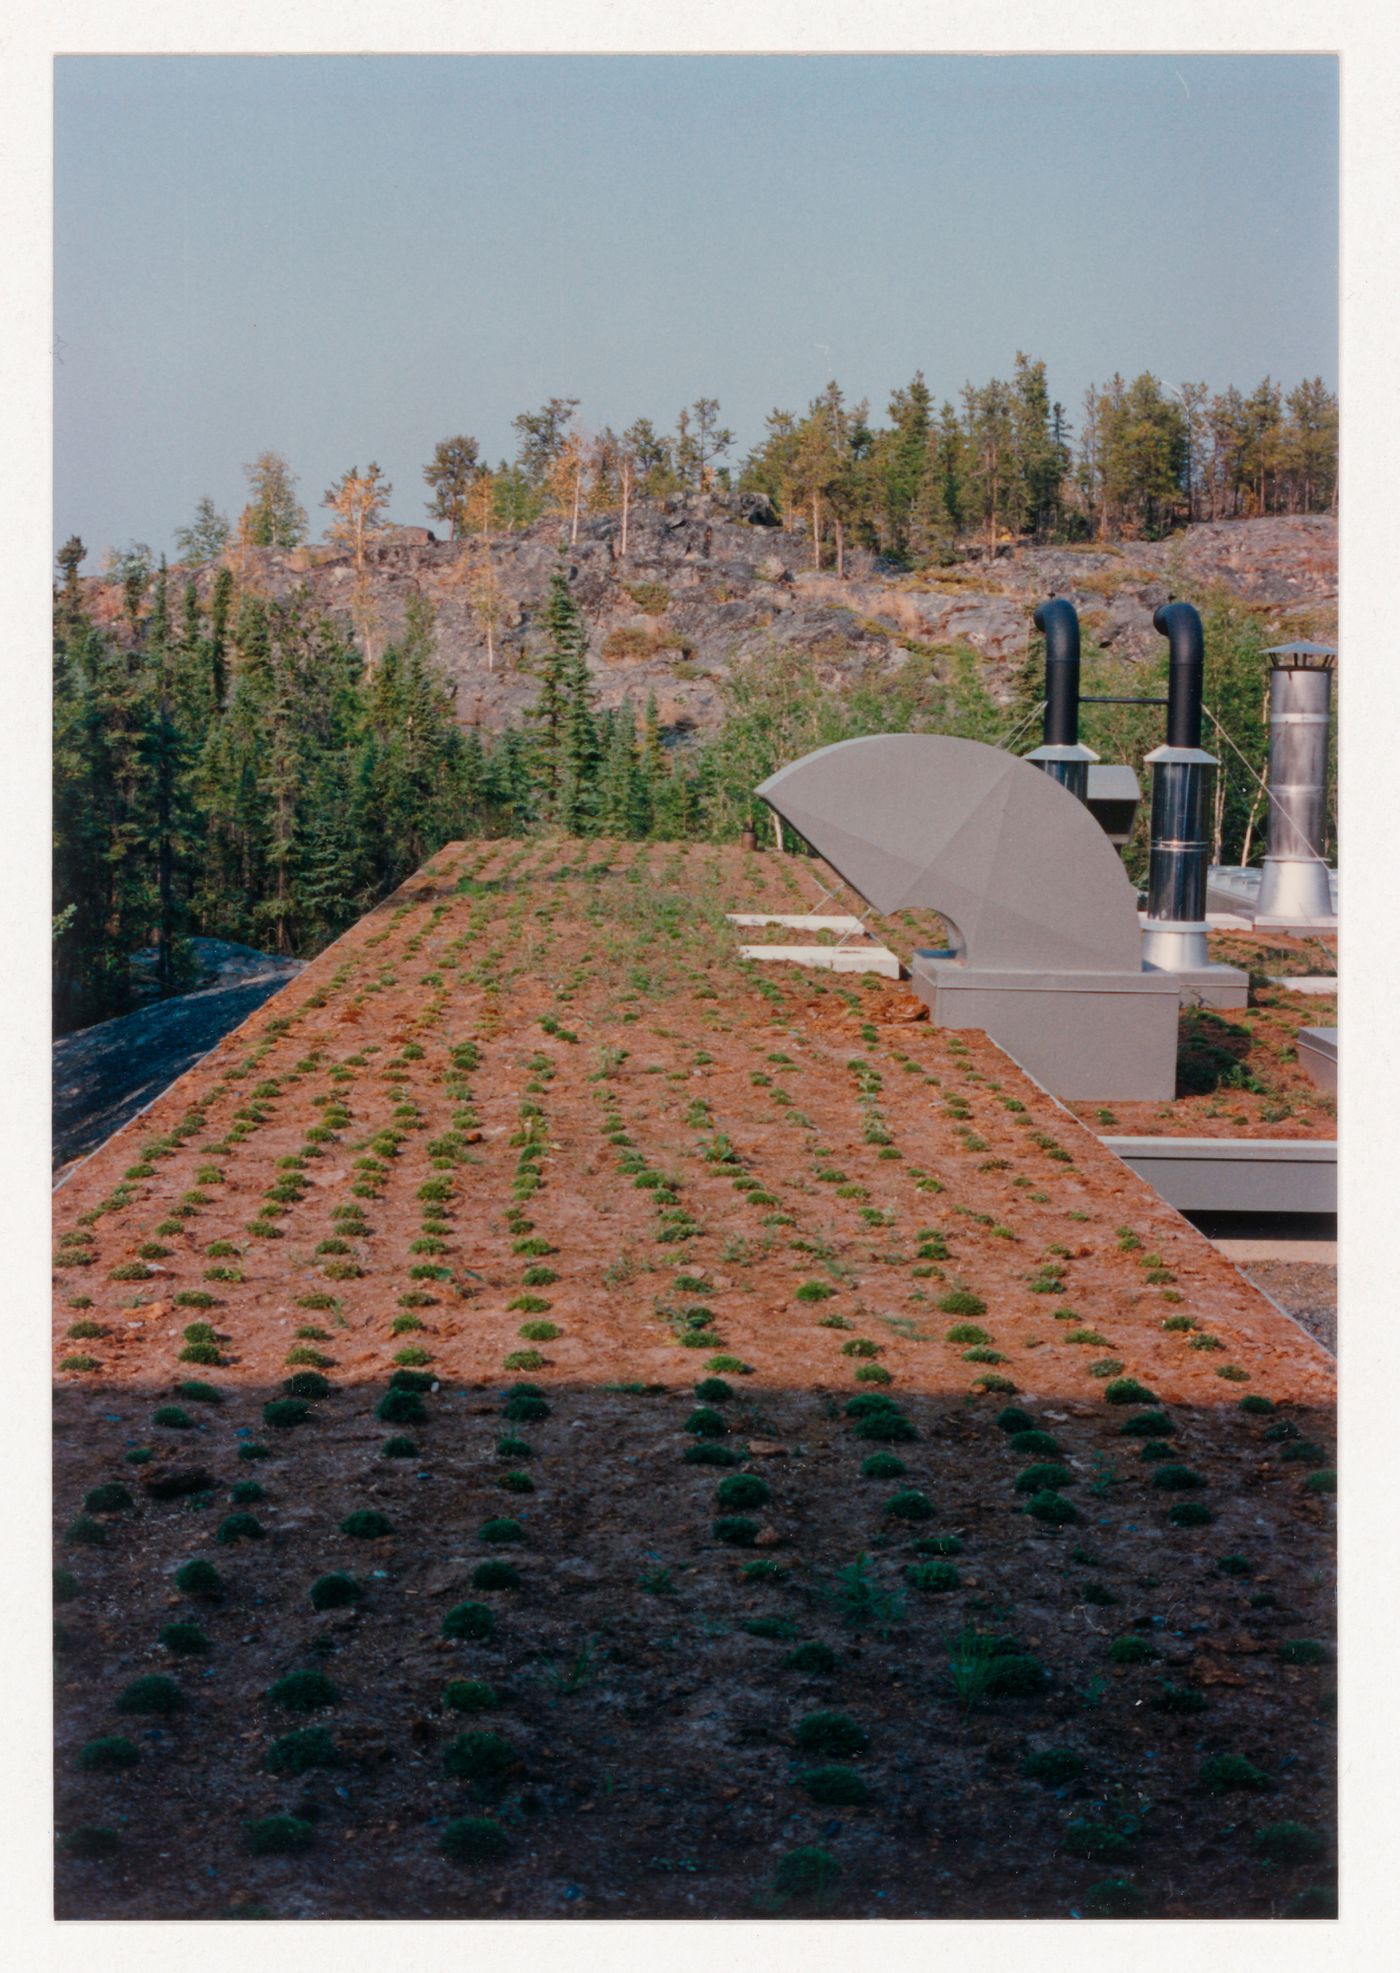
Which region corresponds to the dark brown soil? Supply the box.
[52,842,1337,1920]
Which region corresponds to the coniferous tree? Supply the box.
[423,435,481,538]
[240,451,307,549]
[174,496,231,562]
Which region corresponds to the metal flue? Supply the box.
[1256,642,1336,923]
[1142,601,1216,971]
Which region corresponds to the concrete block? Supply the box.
[910,953,1181,1101]
[739,943,902,979]
[1296,1026,1337,1094]
[1101,1134,1336,1214]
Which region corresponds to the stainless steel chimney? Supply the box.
[1026,597,1097,800]
[1256,642,1336,923]
[1142,601,1215,971]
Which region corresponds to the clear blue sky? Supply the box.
[53,53,1338,562]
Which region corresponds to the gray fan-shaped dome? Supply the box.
[757,733,1144,974]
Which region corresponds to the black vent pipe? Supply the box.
[1034,596,1081,747]
[1026,596,1096,803]
[1142,597,1214,971]
[1154,600,1204,749]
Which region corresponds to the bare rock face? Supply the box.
[85,506,1337,740]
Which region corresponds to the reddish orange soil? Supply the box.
[52,843,1336,1920]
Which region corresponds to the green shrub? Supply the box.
[478,1517,523,1545]
[973,1373,1017,1394]
[683,1442,738,1467]
[1109,1634,1155,1664]
[441,1816,511,1863]
[795,1281,835,1303]
[152,1406,194,1430]
[1026,1490,1079,1525]
[262,1398,310,1429]
[311,1573,362,1611]
[282,1371,332,1401]
[174,1558,223,1597]
[994,1406,1035,1434]
[1238,1394,1276,1414]
[83,1482,133,1515]
[156,1621,208,1655]
[1008,1430,1060,1457]
[216,1512,265,1545]
[442,1601,494,1641]
[799,1765,872,1805]
[444,1679,499,1714]
[852,1409,917,1443]
[1120,1410,1175,1437]
[175,1379,223,1405]
[1151,1682,1208,1714]
[1021,1746,1086,1785]
[1084,1878,1148,1918]
[75,1736,139,1772]
[770,1846,839,1906]
[855,1363,893,1385]
[340,1509,393,1539]
[472,1559,522,1591]
[716,1473,770,1511]
[1200,1753,1272,1792]
[713,1515,759,1546]
[115,1674,184,1715]
[783,1641,839,1675]
[238,1442,271,1462]
[53,1567,79,1603]
[1280,1639,1332,1666]
[1014,1463,1073,1493]
[945,1323,990,1345]
[377,1389,426,1425]
[1252,1822,1325,1864]
[885,1488,933,1521]
[913,1534,964,1557]
[1063,1820,1137,1862]
[1104,1378,1157,1406]
[860,1452,906,1480]
[265,1726,341,1774]
[178,1341,222,1366]
[443,1730,516,1782]
[246,1815,315,1857]
[58,1825,122,1859]
[1286,1887,1338,1918]
[1167,1501,1213,1527]
[684,1406,727,1438]
[268,1669,340,1710]
[1151,1464,1205,1491]
[938,1289,987,1318]
[1304,1468,1337,1493]
[794,1710,868,1758]
[906,1560,960,1592]
[502,1388,549,1422]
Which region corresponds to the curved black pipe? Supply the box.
[1153,599,1205,749]
[1033,596,1081,747]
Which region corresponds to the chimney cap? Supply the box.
[1263,640,1336,667]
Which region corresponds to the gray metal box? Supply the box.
[910,953,1182,1101]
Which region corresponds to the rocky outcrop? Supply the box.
[83,506,1337,740]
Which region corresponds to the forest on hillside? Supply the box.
[95,358,1337,583]
[55,358,1336,1036]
